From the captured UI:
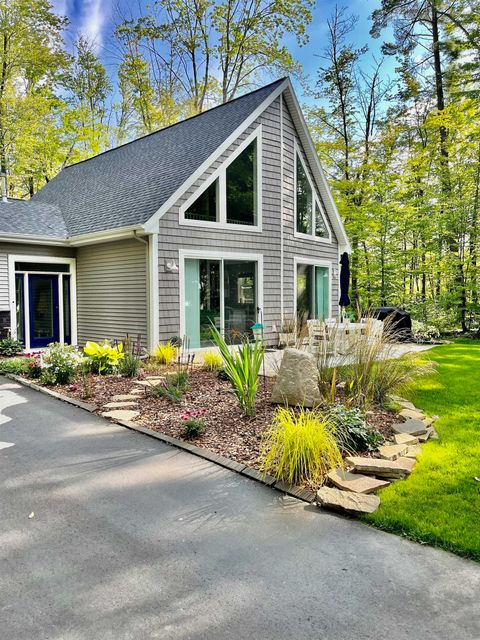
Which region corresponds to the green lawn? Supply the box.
[365,341,480,562]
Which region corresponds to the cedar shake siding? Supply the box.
[156,96,340,345]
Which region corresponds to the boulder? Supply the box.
[346,456,413,479]
[327,469,389,494]
[392,419,427,436]
[316,487,380,515]
[271,348,321,407]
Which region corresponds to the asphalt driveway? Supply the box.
[0,378,478,640]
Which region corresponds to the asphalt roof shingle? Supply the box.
[0,200,67,238]
[30,78,285,237]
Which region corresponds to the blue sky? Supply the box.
[52,0,396,101]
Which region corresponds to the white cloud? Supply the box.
[79,0,108,50]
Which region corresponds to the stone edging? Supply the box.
[4,373,316,504]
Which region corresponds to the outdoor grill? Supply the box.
[371,307,412,342]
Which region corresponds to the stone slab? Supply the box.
[327,469,389,494]
[101,409,140,421]
[112,394,140,401]
[399,408,426,421]
[405,445,422,459]
[394,433,419,446]
[316,487,380,515]
[396,457,416,472]
[378,443,408,460]
[103,401,139,409]
[392,420,427,436]
[346,456,413,479]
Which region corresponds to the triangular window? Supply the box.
[185,179,218,222]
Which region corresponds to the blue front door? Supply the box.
[28,274,60,348]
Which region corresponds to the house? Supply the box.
[0,78,350,352]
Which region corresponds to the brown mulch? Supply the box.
[42,366,400,472]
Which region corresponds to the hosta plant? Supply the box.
[84,340,124,374]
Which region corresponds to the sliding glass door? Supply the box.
[184,257,257,348]
[296,263,330,323]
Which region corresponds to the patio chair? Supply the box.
[307,319,338,357]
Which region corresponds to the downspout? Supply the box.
[133,230,159,352]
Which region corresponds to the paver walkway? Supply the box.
[0,378,478,640]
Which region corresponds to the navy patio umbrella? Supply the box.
[339,252,351,314]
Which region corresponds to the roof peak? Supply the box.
[63,77,288,171]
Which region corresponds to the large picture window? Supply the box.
[295,152,330,240]
[181,130,261,229]
[184,256,258,348]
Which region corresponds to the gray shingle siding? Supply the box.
[76,239,148,346]
[156,94,340,345]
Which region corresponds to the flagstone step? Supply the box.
[399,408,426,421]
[112,394,140,402]
[392,419,428,436]
[103,401,139,409]
[346,456,413,479]
[327,469,389,494]
[394,433,419,446]
[404,445,422,459]
[316,487,380,515]
[378,443,408,460]
[101,409,140,421]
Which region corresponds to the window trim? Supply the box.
[293,143,332,244]
[293,256,333,320]
[8,254,77,350]
[178,248,264,345]
[179,126,262,232]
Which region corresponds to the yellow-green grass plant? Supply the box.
[202,350,223,371]
[154,341,177,365]
[365,341,480,562]
[210,324,264,417]
[259,407,342,488]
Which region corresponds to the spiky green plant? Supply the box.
[210,324,264,417]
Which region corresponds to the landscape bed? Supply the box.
[40,366,399,473]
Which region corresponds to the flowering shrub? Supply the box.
[180,408,207,438]
[84,340,124,374]
[40,343,84,385]
[26,354,43,379]
[412,320,441,343]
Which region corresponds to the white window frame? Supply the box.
[178,248,264,345]
[179,126,263,233]
[293,256,333,320]
[294,143,332,244]
[8,254,77,351]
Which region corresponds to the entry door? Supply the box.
[28,274,60,348]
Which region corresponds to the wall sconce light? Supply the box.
[165,259,179,273]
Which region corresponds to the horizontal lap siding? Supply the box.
[0,242,75,312]
[157,93,341,344]
[76,239,148,346]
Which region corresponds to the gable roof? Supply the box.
[33,78,287,237]
[0,199,66,239]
